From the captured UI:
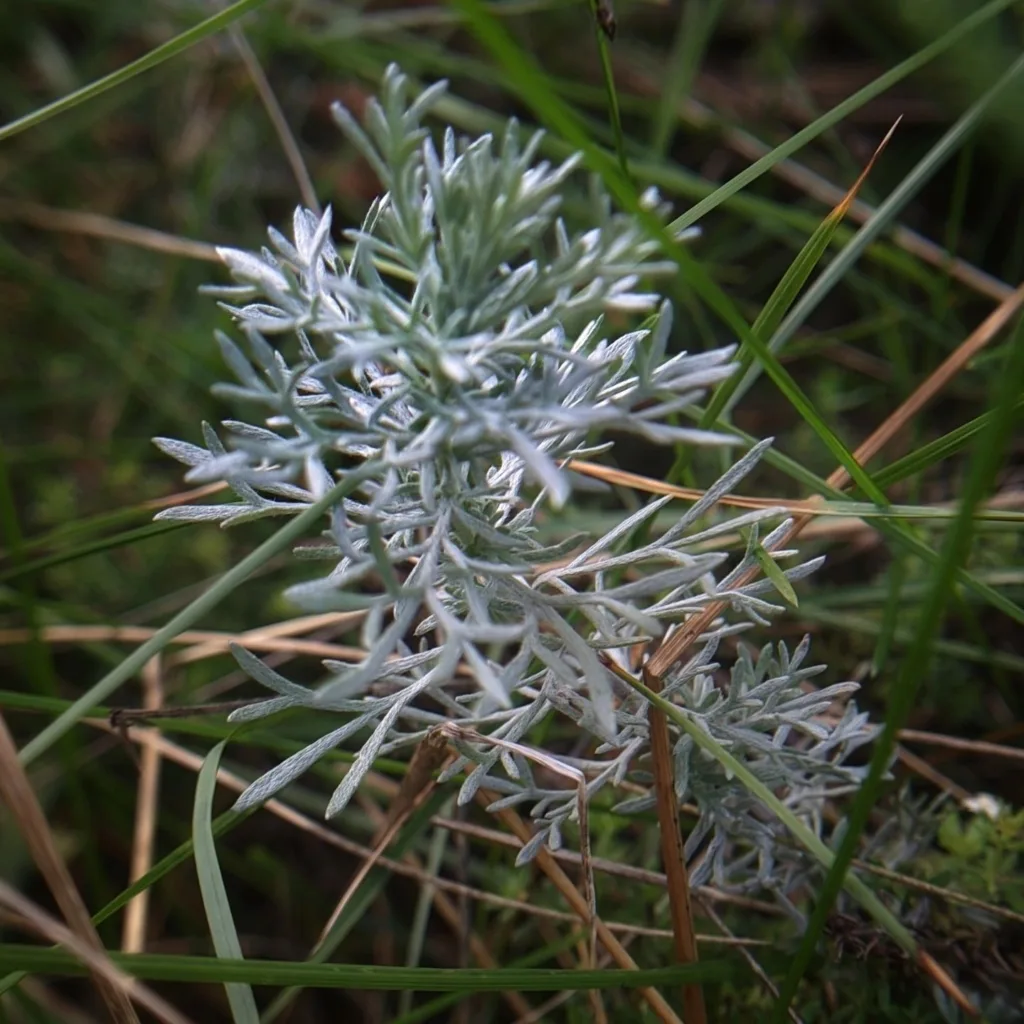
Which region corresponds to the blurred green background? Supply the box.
[1,1,1023,1021]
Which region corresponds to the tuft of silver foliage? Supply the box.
[154,64,879,900]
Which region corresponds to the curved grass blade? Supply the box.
[193,743,259,1024]
[0,521,189,585]
[0,0,271,143]
[771,307,1024,1023]
[667,0,1020,234]
[716,52,1024,420]
[19,465,374,766]
[700,121,899,428]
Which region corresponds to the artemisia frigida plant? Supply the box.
[155,65,878,915]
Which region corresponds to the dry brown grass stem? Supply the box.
[488,801,684,1024]
[0,712,141,1024]
[898,728,1024,763]
[0,880,194,1024]
[121,656,164,954]
[0,200,221,261]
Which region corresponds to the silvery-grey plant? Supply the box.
[154,64,879,906]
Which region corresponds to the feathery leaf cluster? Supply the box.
[155,65,879,900]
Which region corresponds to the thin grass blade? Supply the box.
[0,944,737,990]
[193,743,259,1024]
[668,0,1019,233]
[651,0,726,156]
[701,121,900,427]
[260,788,450,1023]
[19,467,373,765]
[0,0,271,142]
[718,53,1024,419]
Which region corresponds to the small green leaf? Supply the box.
[750,535,799,608]
[938,813,971,857]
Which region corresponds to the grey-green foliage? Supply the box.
[154,64,878,900]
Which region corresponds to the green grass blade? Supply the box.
[772,311,1024,1020]
[749,533,798,607]
[710,422,1024,627]
[4,495,196,561]
[193,742,259,1024]
[700,148,882,428]
[872,547,908,680]
[398,820,450,1017]
[389,930,585,1024]
[874,397,1024,488]
[0,799,252,1000]
[791,607,1024,676]
[0,521,189,585]
[95,809,254,929]
[0,0,271,143]
[651,0,726,156]
[764,501,1023,523]
[722,328,892,508]
[589,7,628,177]
[667,0,1020,234]
[19,466,373,765]
[0,944,736,989]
